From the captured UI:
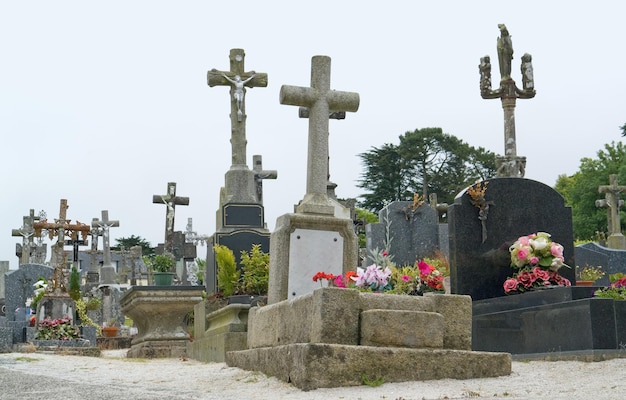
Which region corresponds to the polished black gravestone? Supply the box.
[473,287,626,354]
[365,201,442,266]
[575,242,626,286]
[448,178,575,301]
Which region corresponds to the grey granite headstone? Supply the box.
[365,201,442,266]
[574,242,626,286]
[448,178,575,300]
[4,264,53,322]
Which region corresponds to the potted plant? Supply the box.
[214,244,269,305]
[148,253,176,286]
[102,318,119,338]
[576,265,605,286]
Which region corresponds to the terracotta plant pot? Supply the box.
[102,326,119,338]
[576,280,595,287]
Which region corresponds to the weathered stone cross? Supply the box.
[153,182,189,253]
[207,48,268,167]
[252,155,277,204]
[479,24,536,178]
[598,174,626,249]
[11,209,40,265]
[279,55,360,214]
[92,210,120,267]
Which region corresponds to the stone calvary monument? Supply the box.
[479,24,536,178]
[204,49,276,293]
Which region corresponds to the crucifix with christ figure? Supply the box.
[153,182,189,254]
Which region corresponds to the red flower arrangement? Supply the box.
[503,266,571,294]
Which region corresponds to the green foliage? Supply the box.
[240,244,269,295]
[554,141,626,240]
[75,298,101,334]
[354,208,378,248]
[69,266,81,301]
[215,245,239,297]
[146,253,175,273]
[113,235,155,256]
[361,374,385,387]
[620,123,626,137]
[357,127,496,213]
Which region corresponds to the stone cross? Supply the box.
[11,209,40,265]
[279,55,360,214]
[184,218,210,246]
[252,155,277,204]
[92,210,120,267]
[153,182,189,253]
[207,48,268,167]
[479,24,535,178]
[33,199,90,295]
[64,237,87,271]
[129,245,143,285]
[598,174,626,249]
[87,225,103,280]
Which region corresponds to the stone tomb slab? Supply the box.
[472,287,626,354]
[448,178,575,301]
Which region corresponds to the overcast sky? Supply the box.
[1,1,624,269]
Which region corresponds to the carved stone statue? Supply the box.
[496,24,513,79]
[520,53,534,91]
[479,55,493,94]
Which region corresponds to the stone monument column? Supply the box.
[479,24,535,178]
[92,210,120,285]
[598,174,626,249]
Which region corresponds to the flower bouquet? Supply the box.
[503,232,571,294]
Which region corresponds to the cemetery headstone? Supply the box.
[365,199,442,267]
[480,24,535,178]
[574,242,626,286]
[448,178,575,300]
[205,49,275,294]
[268,55,359,304]
[597,174,626,249]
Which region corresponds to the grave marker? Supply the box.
[92,210,120,284]
[597,174,626,249]
[153,182,189,254]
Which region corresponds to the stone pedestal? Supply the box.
[120,286,203,358]
[227,288,511,390]
[188,302,250,362]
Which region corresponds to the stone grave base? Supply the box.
[473,286,626,354]
[126,340,189,358]
[227,344,511,391]
[97,336,132,350]
[188,302,249,363]
[31,339,101,357]
[224,287,511,390]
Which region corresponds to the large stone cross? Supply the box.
[11,209,40,265]
[153,182,189,253]
[279,55,360,214]
[207,48,268,167]
[598,174,626,249]
[92,210,120,266]
[479,24,536,178]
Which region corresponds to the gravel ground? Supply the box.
[0,350,625,399]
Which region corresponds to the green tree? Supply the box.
[112,235,154,257]
[554,141,626,240]
[620,123,626,137]
[358,127,496,213]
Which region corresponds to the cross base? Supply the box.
[296,193,335,215]
[495,155,526,178]
[607,233,626,250]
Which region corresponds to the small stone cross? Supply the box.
[279,55,359,214]
[208,48,268,167]
[153,182,189,253]
[598,174,626,248]
[252,155,277,204]
[11,209,40,265]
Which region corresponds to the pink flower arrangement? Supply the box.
[504,232,571,295]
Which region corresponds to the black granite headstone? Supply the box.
[365,201,442,266]
[448,178,575,300]
[574,242,626,286]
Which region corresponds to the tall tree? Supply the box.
[555,141,626,240]
[357,128,496,213]
[620,123,626,137]
[112,235,155,257]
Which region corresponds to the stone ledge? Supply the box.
[226,343,511,391]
